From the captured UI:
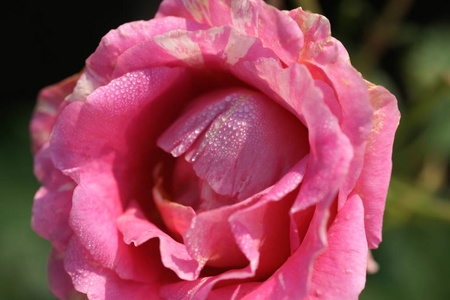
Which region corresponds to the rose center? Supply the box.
[157,87,309,211]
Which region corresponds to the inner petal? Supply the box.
[158,87,308,207]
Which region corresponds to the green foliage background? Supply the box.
[1,0,449,299]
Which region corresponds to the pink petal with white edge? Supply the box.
[306,193,368,300]
[30,73,79,153]
[113,25,277,79]
[50,68,191,282]
[355,83,400,248]
[117,201,201,281]
[156,0,304,64]
[289,8,373,208]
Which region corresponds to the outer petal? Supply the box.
[31,145,74,252]
[355,83,400,248]
[156,0,304,64]
[64,237,162,300]
[30,73,79,153]
[68,17,207,102]
[48,248,83,300]
[289,8,373,208]
[112,26,277,78]
[306,193,368,300]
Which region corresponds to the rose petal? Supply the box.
[158,87,308,201]
[237,197,329,300]
[113,26,278,78]
[289,8,373,208]
[183,196,259,269]
[306,193,368,300]
[291,66,353,214]
[48,248,82,300]
[355,83,400,248]
[229,156,309,279]
[50,68,191,281]
[227,57,353,213]
[30,73,79,153]
[31,145,74,252]
[117,201,201,280]
[160,265,255,300]
[68,17,207,102]
[206,282,261,299]
[161,156,309,300]
[156,0,304,64]
[153,178,197,239]
[69,173,159,283]
[64,237,162,300]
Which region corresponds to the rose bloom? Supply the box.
[30,0,400,299]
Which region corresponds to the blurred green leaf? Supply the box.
[403,25,450,98]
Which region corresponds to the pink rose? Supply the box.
[31,1,400,299]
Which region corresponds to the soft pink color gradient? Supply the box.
[31,1,400,299]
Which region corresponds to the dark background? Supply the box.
[1,0,449,299]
